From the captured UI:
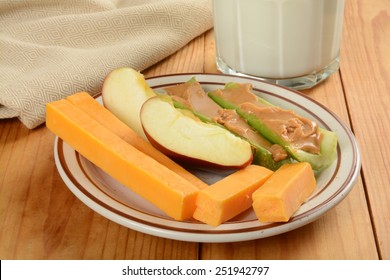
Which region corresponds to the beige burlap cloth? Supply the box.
[0,0,213,129]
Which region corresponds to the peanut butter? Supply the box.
[212,83,267,108]
[165,80,221,119]
[239,103,321,154]
[212,83,322,154]
[215,109,288,161]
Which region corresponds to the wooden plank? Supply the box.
[340,0,390,259]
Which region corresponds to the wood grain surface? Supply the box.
[1,0,388,260]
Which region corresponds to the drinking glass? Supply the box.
[213,0,345,90]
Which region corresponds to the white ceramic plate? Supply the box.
[54,73,361,243]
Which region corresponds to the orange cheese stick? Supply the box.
[193,165,273,226]
[46,99,199,221]
[66,92,207,190]
[252,162,316,222]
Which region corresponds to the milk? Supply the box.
[213,0,345,83]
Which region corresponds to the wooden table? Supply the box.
[1,0,389,260]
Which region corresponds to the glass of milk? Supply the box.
[213,0,345,90]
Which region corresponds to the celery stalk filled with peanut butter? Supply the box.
[208,83,338,171]
[163,78,292,171]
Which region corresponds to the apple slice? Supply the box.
[102,67,156,140]
[140,96,253,169]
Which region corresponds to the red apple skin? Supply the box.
[143,126,254,170]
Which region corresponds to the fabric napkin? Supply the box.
[0,0,213,129]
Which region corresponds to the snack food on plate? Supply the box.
[48,67,339,226]
[252,162,316,222]
[208,83,338,171]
